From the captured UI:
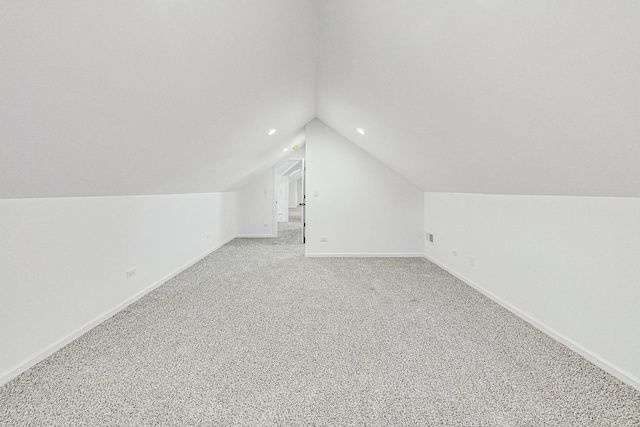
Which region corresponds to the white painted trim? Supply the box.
[0,235,236,387]
[236,234,277,238]
[424,254,640,392]
[306,253,424,258]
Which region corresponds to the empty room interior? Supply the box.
[1,1,639,425]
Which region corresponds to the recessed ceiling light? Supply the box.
[282,148,288,152]
[268,129,277,136]
[357,128,365,135]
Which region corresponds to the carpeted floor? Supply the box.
[276,207,304,242]
[1,212,639,425]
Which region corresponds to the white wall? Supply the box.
[424,193,640,390]
[236,149,306,236]
[305,119,424,257]
[0,192,236,386]
[277,177,289,222]
[288,177,298,208]
[236,169,276,237]
[296,178,303,207]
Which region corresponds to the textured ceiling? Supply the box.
[2,1,639,198]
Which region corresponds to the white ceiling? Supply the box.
[277,160,303,177]
[2,1,639,198]
[0,1,316,198]
[317,0,640,197]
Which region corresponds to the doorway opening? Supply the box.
[275,158,305,244]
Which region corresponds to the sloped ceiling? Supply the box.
[316,0,640,197]
[2,1,639,199]
[0,1,316,198]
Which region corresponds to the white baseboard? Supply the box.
[236,234,277,238]
[306,253,424,258]
[0,235,236,388]
[424,254,640,392]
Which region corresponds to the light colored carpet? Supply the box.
[1,227,639,425]
[277,207,303,239]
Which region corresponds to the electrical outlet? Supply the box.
[126,268,136,279]
[426,232,434,243]
[469,256,475,267]
[320,236,328,242]
[263,223,269,228]
[451,249,457,257]
[206,234,211,239]
[314,190,320,197]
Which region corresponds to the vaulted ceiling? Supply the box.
[2,1,638,198]
[316,0,640,197]
[1,1,316,198]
